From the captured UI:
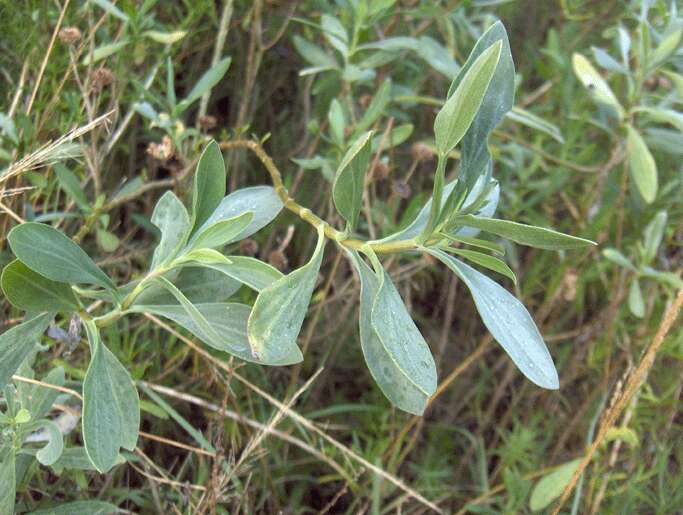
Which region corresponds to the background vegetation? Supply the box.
[0,0,681,513]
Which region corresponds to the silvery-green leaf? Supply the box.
[445,248,516,283]
[506,107,564,143]
[134,267,241,305]
[17,366,64,421]
[150,191,191,269]
[355,78,392,136]
[0,314,51,391]
[82,322,139,473]
[247,227,326,364]
[591,46,627,73]
[628,279,645,318]
[572,53,624,119]
[370,124,413,152]
[450,22,515,190]
[81,41,129,65]
[602,248,636,271]
[191,141,226,233]
[144,30,187,45]
[8,223,114,290]
[636,106,683,132]
[642,211,667,263]
[650,28,682,66]
[434,40,502,156]
[50,446,125,475]
[529,458,582,511]
[644,127,683,156]
[347,251,436,415]
[453,214,596,250]
[293,36,338,69]
[29,500,120,514]
[0,453,16,515]
[129,302,298,364]
[2,260,80,313]
[176,58,231,113]
[54,164,89,212]
[24,419,63,466]
[415,36,459,78]
[626,124,658,204]
[425,249,559,389]
[641,267,683,289]
[200,256,283,291]
[333,131,373,230]
[186,212,253,251]
[321,14,348,56]
[375,177,499,243]
[201,186,283,243]
[328,99,346,146]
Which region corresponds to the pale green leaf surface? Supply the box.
[201,255,283,291]
[0,454,16,515]
[8,223,114,290]
[0,314,51,391]
[191,141,227,233]
[333,131,374,230]
[572,53,624,118]
[626,124,658,203]
[529,459,582,511]
[150,191,191,269]
[247,227,326,364]
[186,212,253,251]
[425,250,559,389]
[24,419,64,466]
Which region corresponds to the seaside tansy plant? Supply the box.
[0,22,595,475]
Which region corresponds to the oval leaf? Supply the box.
[247,226,326,364]
[199,255,283,291]
[150,191,191,269]
[8,223,114,290]
[529,459,582,511]
[425,249,559,389]
[626,124,658,204]
[186,212,253,251]
[333,131,374,230]
[2,260,80,313]
[82,322,139,473]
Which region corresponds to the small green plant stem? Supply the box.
[219,139,421,254]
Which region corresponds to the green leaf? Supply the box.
[529,458,582,511]
[440,234,504,255]
[347,251,436,415]
[8,223,114,290]
[641,267,683,289]
[129,302,289,364]
[507,106,564,143]
[29,500,120,515]
[445,248,516,284]
[191,141,227,233]
[370,124,413,152]
[199,255,283,291]
[143,30,187,45]
[642,210,667,263]
[355,78,392,136]
[425,250,559,389]
[81,40,129,65]
[150,191,191,269]
[134,267,241,305]
[332,131,374,230]
[625,124,658,204]
[434,40,502,156]
[572,53,624,119]
[24,419,64,466]
[602,248,636,271]
[328,99,346,146]
[247,226,326,364]
[49,447,124,475]
[650,28,682,66]
[0,314,51,391]
[321,14,348,56]
[2,260,80,313]
[17,366,65,421]
[454,214,595,250]
[82,322,139,473]
[0,453,16,515]
[186,212,253,251]
[54,164,89,211]
[199,186,283,243]
[375,177,499,243]
[176,58,231,113]
[293,35,338,70]
[451,22,515,191]
[628,279,645,318]
[96,230,119,252]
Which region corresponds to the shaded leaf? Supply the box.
[2,260,80,313]
[529,459,582,511]
[186,212,253,251]
[177,58,231,113]
[200,255,283,291]
[191,141,226,233]
[150,191,191,269]
[0,314,51,390]
[626,124,658,203]
[333,131,374,230]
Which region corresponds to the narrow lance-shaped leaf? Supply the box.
[333,131,374,231]
[434,40,502,156]
[191,140,227,233]
[82,321,140,473]
[625,124,658,204]
[572,53,624,119]
[424,249,559,389]
[248,226,326,364]
[452,22,516,192]
[642,211,667,263]
[453,214,596,250]
[198,255,283,292]
[8,223,114,290]
[628,279,645,318]
[185,212,253,251]
[0,313,51,390]
[444,247,516,283]
[176,57,231,113]
[150,191,191,269]
[354,78,392,136]
[347,250,436,415]
[2,260,80,313]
